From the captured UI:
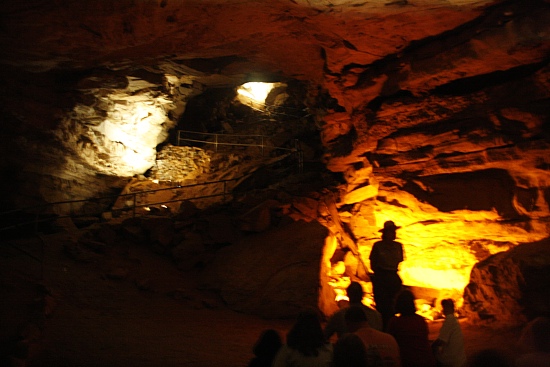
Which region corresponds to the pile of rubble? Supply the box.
[148,145,211,183]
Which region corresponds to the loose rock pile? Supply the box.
[148,145,211,182]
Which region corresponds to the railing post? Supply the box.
[215,134,218,152]
[261,136,264,156]
[299,149,304,174]
[294,139,303,174]
[34,210,39,233]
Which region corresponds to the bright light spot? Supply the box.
[400,266,473,291]
[237,82,274,103]
[71,78,177,177]
[235,82,286,111]
[335,293,348,302]
[92,98,167,175]
[419,303,431,312]
[331,261,346,276]
[121,149,151,173]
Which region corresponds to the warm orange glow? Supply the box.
[323,187,548,319]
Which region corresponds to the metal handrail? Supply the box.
[0,175,246,234]
[114,177,238,218]
[2,132,304,234]
[176,130,298,155]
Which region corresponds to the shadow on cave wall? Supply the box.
[402,169,527,219]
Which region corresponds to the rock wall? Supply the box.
[200,219,333,318]
[464,237,550,325]
[62,205,335,319]
[0,0,549,322]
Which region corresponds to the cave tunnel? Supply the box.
[1,0,550,366]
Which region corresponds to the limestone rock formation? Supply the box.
[199,219,333,319]
[463,237,550,325]
[0,0,549,323]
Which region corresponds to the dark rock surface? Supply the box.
[200,219,334,318]
[464,237,550,325]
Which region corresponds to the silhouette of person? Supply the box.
[369,220,405,328]
[432,299,467,367]
[247,328,282,367]
[272,308,333,367]
[345,305,401,367]
[386,289,436,367]
[332,332,369,367]
[324,281,383,342]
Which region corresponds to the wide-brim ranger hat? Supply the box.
[379,220,400,232]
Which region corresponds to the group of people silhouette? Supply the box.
[247,221,550,367]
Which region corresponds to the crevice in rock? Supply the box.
[347,0,547,100]
[402,168,519,217]
[174,55,249,74]
[326,125,357,157]
[366,90,415,111]
[433,60,549,96]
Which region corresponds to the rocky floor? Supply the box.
[1,229,525,367]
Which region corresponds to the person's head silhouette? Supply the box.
[379,220,400,241]
[346,282,364,304]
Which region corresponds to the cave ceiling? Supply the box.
[1,0,548,170]
[1,0,550,295]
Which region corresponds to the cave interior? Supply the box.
[1,0,550,365]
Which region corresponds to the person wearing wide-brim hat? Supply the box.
[369,220,405,329]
